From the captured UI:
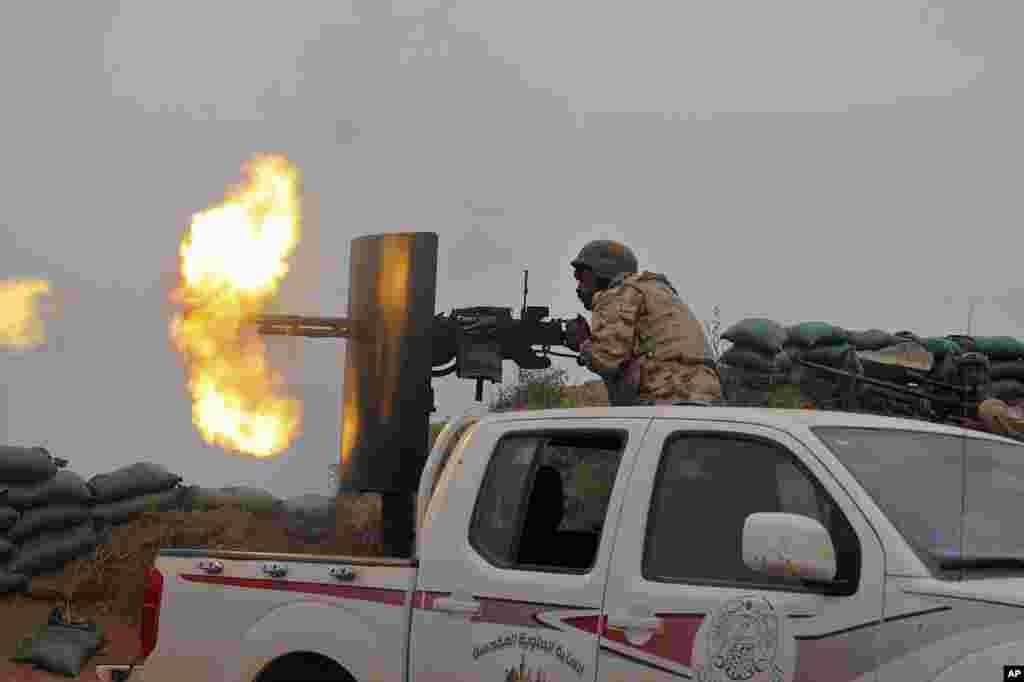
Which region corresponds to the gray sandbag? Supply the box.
[8,522,99,576]
[90,486,185,525]
[0,446,58,484]
[87,462,182,503]
[721,318,789,354]
[0,570,28,594]
[720,346,777,373]
[803,342,854,366]
[13,612,105,678]
[0,506,18,531]
[7,505,91,543]
[991,361,1024,382]
[0,536,14,558]
[847,329,897,351]
[991,380,1024,402]
[787,322,848,348]
[3,470,93,510]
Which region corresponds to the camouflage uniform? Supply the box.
[978,398,1024,441]
[580,271,722,406]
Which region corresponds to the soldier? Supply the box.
[978,398,1024,441]
[565,240,722,406]
[956,353,1024,441]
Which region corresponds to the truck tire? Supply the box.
[254,652,355,682]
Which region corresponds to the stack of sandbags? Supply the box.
[718,318,791,406]
[846,329,900,353]
[783,321,855,368]
[279,494,335,543]
[88,462,185,527]
[975,336,1024,402]
[1,488,24,593]
[1,447,97,584]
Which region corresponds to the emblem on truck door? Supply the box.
[692,596,795,682]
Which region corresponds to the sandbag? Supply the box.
[930,353,957,383]
[720,346,777,373]
[803,342,854,365]
[991,380,1024,402]
[991,361,1024,382]
[87,462,182,503]
[721,318,788,354]
[0,506,18,531]
[8,522,98,576]
[3,470,93,510]
[974,336,1024,360]
[0,446,58,484]
[90,486,185,525]
[858,342,934,376]
[922,337,961,358]
[7,505,91,543]
[0,536,14,558]
[787,322,848,348]
[13,615,105,678]
[0,570,28,594]
[847,329,897,351]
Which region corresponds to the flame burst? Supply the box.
[0,279,52,350]
[170,155,302,457]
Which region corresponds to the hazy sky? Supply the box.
[2,1,1021,498]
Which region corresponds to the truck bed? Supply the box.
[143,548,417,682]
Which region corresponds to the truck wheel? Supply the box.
[255,652,354,682]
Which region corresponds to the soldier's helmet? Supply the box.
[571,240,639,282]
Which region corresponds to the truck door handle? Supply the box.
[434,597,481,615]
[328,566,357,582]
[197,560,224,574]
[262,563,289,578]
[606,614,664,632]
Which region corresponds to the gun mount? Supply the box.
[250,233,582,557]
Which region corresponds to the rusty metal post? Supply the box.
[337,232,438,557]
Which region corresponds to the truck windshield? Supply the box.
[812,426,1024,574]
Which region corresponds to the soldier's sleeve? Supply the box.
[583,285,642,378]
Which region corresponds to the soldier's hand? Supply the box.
[578,339,593,367]
[564,315,591,352]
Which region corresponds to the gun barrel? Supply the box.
[253,315,353,338]
[796,359,978,409]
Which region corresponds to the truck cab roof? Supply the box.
[481,404,1022,444]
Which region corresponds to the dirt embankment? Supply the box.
[1,497,384,680]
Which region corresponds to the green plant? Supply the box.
[490,368,571,412]
[766,383,805,409]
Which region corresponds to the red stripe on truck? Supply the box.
[179,574,408,605]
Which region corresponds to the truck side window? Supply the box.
[470,431,625,573]
[642,433,861,591]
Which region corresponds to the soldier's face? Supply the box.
[574,267,596,310]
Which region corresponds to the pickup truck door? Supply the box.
[599,418,886,682]
[410,417,653,682]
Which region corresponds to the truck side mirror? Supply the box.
[742,512,838,584]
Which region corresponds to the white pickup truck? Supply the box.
[121,405,1024,682]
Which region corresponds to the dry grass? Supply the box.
[561,380,610,407]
